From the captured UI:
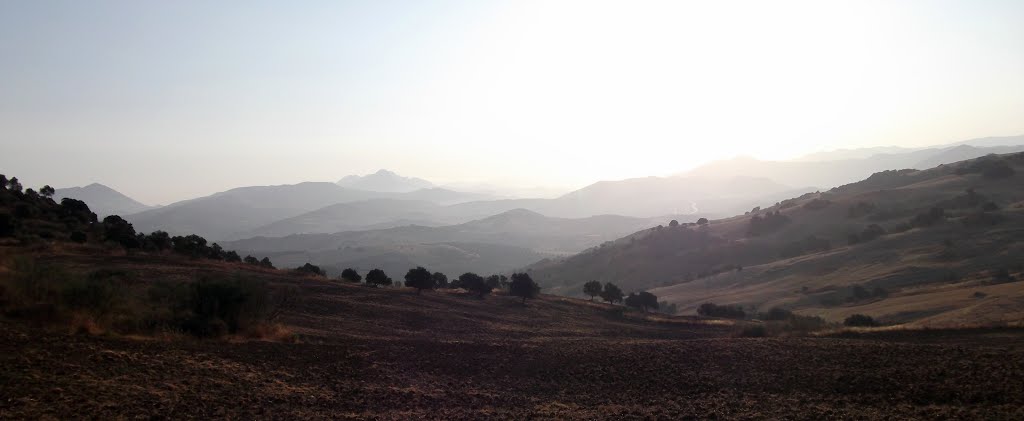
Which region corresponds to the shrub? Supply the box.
[843,314,877,327]
[847,202,876,218]
[697,302,746,319]
[747,211,790,237]
[294,263,326,277]
[182,277,273,337]
[737,324,766,338]
[803,198,831,210]
[69,231,88,243]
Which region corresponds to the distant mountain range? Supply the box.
[126,182,492,240]
[223,209,667,277]
[52,183,155,217]
[337,169,434,192]
[115,137,1024,241]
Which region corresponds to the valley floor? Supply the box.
[3,271,1024,420]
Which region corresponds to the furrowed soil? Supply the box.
[2,254,1024,419]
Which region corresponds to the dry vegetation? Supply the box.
[533,153,1024,328]
[3,247,1024,419]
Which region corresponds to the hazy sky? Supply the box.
[2,0,1023,204]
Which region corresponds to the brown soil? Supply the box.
[2,253,1024,419]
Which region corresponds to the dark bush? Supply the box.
[803,198,831,210]
[847,202,876,218]
[294,263,326,276]
[404,266,433,294]
[457,272,491,297]
[69,231,88,243]
[365,268,392,287]
[843,314,877,327]
[0,212,16,237]
[341,268,362,283]
[697,302,746,319]
[747,211,790,237]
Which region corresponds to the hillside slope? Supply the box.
[530,153,1024,326]
[224,209,665,276]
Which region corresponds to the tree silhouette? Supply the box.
[102,215,139,249]
[259,257,275,269]
[244,255,260,265]
[485,274,502,289]
[600,282,623,304]
[432,271,448,288]
[583,281,602,301]
[458,272,491,297]
[295,262,326,276]
[39,185,55,198]
[509,272,539,305]
[624,291,659,312]
[341,268,362,283]
[697,217,709,225]
[669,219,679,227]
[404,266,433,294]
[366,268,392,288]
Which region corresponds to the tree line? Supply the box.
[329,266,541,304]
[0,173,277,268]
[582,280,661,312]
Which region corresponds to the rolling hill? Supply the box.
[223,209,669,277]
[529,152,1024,326]
[52,183,154,217]
[125,183,494,240]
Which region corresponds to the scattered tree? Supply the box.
[341,268,362,283]
[259,257,275,269]
[295,262,326,276]
[39,185,55,198]
[365,268,392,287]
[457,272,491,297]
[583,280,602,301]
[404,266,433,294]
[624,291,659,312]
[696,217,709,226]
[600,282,624,304]
[509,272,539,304]
[102,215,140,249]
[244,255,260,265]
[669,219,679,227]
[431,272,448,288]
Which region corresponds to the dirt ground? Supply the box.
[2,255,1024,419]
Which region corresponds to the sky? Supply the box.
[2,0,1023,205]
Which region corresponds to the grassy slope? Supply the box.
[531,153,1024,326]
